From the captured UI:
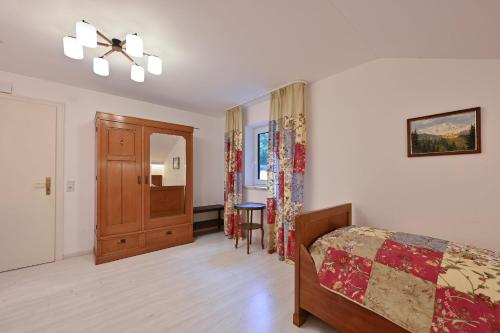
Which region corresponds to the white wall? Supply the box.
[4,58,498,256]
[150,164,165,181]
[305,59,500,250]
[163,138,186,186]
[0,70,224,256]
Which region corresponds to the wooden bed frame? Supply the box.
[293,203,408,333]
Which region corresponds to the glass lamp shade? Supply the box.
[125,34,143,57]
[93,57,109,76]
[147,55,162,75]
[76,21,97,48]
[63,36,84,59]
[130,64,145,82]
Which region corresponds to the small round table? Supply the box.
[234,202,266,254]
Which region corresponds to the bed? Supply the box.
[293,203,499,333]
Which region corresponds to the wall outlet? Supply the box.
[66,180,75,192]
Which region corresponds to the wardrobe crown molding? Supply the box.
[95,112,194,133]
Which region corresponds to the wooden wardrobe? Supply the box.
[95,112,193,264]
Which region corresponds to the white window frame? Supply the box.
[253,125,268,187]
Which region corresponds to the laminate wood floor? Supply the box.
[0,232,338,333]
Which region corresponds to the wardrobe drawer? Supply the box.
[100,234,141,256]
[145,224,193,249]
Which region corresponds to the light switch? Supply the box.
[66,180,75,192]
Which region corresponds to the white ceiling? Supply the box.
[1,1,499,116]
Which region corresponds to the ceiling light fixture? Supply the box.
[63,36,84,59]
[93,57,109,76]
[147,55,162,75]
[63,20,162,82]
[76,21,97,48]
[125,33,143,57]
[131,64,145,82]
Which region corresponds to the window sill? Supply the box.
[244,185,267,191]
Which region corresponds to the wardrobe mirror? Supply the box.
[149,133,186,218]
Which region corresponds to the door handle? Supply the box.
[34,177,51,195]
[45,177,51,195]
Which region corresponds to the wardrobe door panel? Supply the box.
[106,161,123,225]
[99,121,143,236]
[143,126,193,230]
[107,127,136,157]
[122,161,140,225]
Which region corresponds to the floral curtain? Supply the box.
[266,82,306,263]
[224,106,243,239]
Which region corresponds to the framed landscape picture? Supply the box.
[407,107,481,157]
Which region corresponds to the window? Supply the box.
[244,123,269,189]
[257,132,268,180]
[254,126,268,186]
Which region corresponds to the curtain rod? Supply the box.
[224,80,308,112]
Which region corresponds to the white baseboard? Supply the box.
[62,250,93,259]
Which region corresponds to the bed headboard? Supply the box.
[295,203,352,249]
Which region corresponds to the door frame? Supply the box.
[0,93,65,261]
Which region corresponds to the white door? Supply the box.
[0,96,57,272]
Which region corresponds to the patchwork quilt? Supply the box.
[309,226,500,333]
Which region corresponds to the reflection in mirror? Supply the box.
[150,133,186,218]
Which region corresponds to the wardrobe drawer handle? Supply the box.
[165,230,172,236]
[117,239,127,244]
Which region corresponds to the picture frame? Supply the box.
[407,107,481,157]
[172,156,180,169]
